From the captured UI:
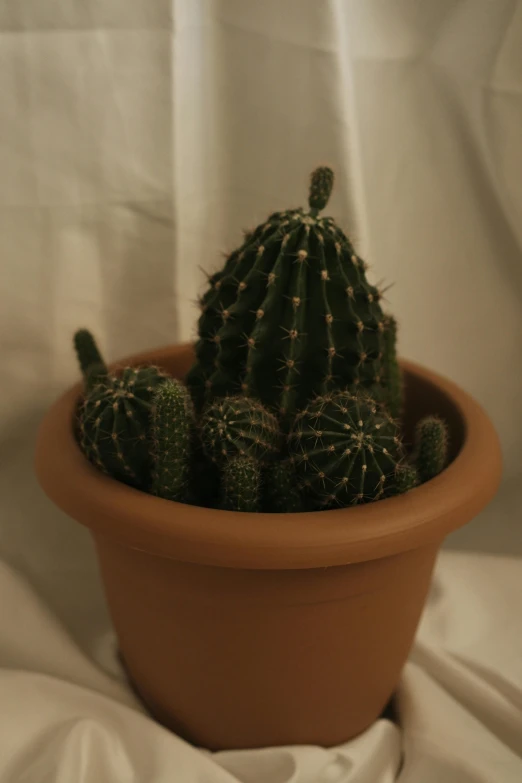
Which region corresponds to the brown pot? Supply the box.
[35,343,502,750]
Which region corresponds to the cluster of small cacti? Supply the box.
[73,166,450,513]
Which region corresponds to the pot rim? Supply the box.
[35,343,502,570]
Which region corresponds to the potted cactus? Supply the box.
[35,168,501,750]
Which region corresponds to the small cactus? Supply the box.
[186,166,400,425]
[201,396,280,511]
[74,329,108,389]
[382,316,403,420]
[393,463,419,495]
[415,416,449,483]
[151,379,194,502]
[201,396,280,464]
[308,165,335,214]
[263,459,303,513]
[78,365,168,490]
[222,456,261,512]
[289,391,404,508]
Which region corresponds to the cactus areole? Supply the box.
[186,167,396,426]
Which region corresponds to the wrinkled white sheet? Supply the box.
[1,550,521,782]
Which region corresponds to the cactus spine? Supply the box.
[186,167,400,425]
[289,391,404,508]
[151,379,194,502]
[415,416,449,483]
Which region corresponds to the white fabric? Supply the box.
[0,550,520,782]
[2,1,522,780]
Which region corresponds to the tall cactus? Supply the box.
[78,365,169,489]
[289,390,405,508]
[186,167,400,425]
[151,379,194,502]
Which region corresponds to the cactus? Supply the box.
[222,456,261,512]
[151,379,194,502]
[201,396,280,512]
[289,390,405,508]
[201,396,280,464]
[221,457,261,511]
[382,316,402,419]
[308,165,334,215]
[74,329,108,389]
[186,166,400,426]
[78,365,168,489]
[263,459,303,513]
[393,463,419,495]
[84,362,108,390]
[415,416,449,483]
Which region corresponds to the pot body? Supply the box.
[35,343,502,750]
[95,532,440,749]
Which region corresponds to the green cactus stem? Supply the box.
[382,315,402,419]
[74,329,108,389]
[263,459,303,513]
[222,456,261,512]
[84,362,108,390]
[186,166,400,426]
[415,416,449,483]
[393,463,419,495]
[78,365,168,489]
[201,396,280,464]
[289,390,405,508]
[308,166,335,215]
[151,379,194,502]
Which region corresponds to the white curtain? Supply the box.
[1,1,521,780]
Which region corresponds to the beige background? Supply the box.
[1,0,521,647]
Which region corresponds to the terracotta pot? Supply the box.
[35,343,502,750]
